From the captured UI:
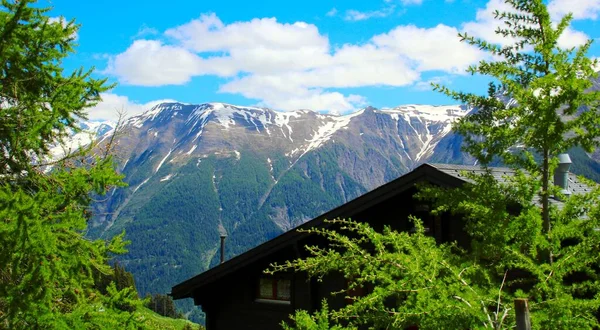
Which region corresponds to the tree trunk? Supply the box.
[515,298,532,330]
[541,148,552,264]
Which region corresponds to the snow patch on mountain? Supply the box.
[184,103,270,134]
[186,145,197,155]
[155,148,172,173]
[274,111,302,141]
[380,104,468,122]
[379,105,470,161]
[160,174,174,182]
[304,110,364,154]
[133,178,150,193]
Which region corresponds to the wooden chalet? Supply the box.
[171,161,590,330]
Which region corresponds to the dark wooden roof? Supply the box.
[171,163,465,300]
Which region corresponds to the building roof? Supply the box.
[430,163,594,208]
[431,163,592,194]
[170,162,595,300]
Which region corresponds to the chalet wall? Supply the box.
[197,246,315,330]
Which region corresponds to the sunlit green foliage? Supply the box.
[271,219,518,329]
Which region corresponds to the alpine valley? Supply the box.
[83,102,600,300]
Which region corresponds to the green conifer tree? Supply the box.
[0,0,144,328]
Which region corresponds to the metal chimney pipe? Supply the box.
[554,153,572,197]
[220,234,227,264]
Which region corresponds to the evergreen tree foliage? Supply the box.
[271,0,600,329]
[94,262,138,296]
[146,294,181,319]
[0,0,145,328]
[271,219,517,329]
[282,301,349,330]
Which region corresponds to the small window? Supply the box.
[257,277,291,303]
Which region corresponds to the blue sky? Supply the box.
[45,0,600,121]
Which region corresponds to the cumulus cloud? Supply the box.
[165,14,328,54]
[218,43,417,112]
[105,0,594,114]
[548,0,600,21]
[85,93,176,121]
[372,24,484,73]
[557,27,590,48]
[106,13,488,112]
[222,80,368,114]
[104,40,205,86]
[461,0,516,47]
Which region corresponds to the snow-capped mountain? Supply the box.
[49,120,115,159]
[118,102,470,173]
[89,101,474,296]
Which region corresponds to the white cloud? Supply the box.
[326,8,338,17]
[461,0,522,47]
[557,27,589,48]
[104,40,205,86]
[372,24,485,73]
[106,6,549,112]
[218,43,418,111]
[100,0,600,114]
[165,14,328,54]
[223,82,367,114]
[548,0,600,21]
[85,93,176,121]
[344,5,395,21]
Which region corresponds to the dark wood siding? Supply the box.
[197,246,314,330]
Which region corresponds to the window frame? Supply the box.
[256,276,292,305]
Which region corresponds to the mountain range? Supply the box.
[80,101,600,299]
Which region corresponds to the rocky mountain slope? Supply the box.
[84,101,598,298]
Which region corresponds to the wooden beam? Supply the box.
[514,298,532,330]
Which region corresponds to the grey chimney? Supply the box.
[554,153,572,197]
[220,234,227,264]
